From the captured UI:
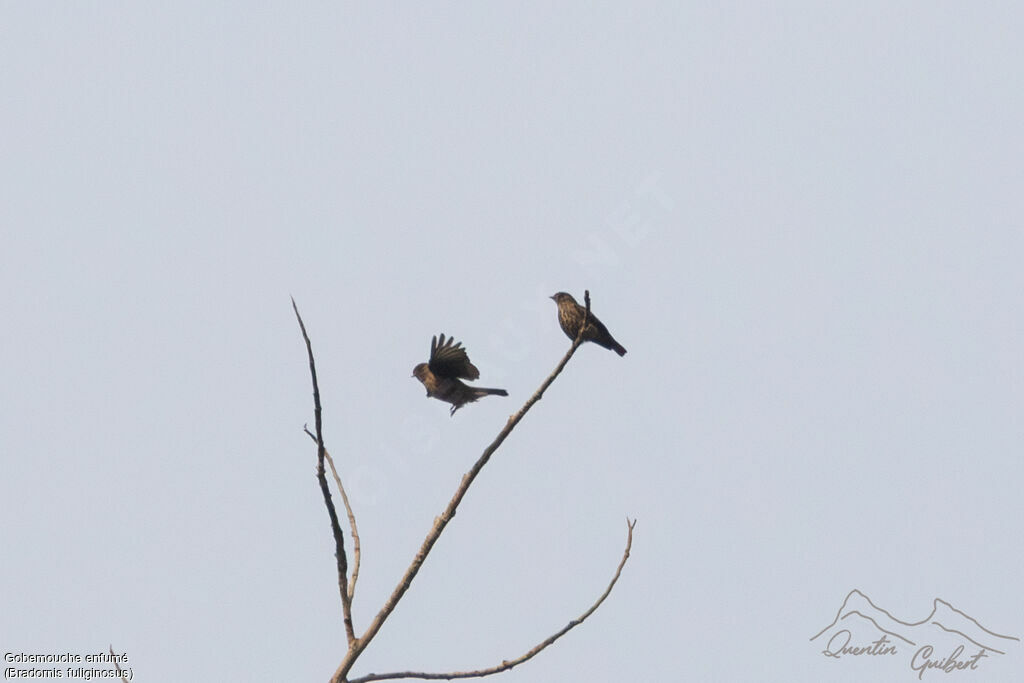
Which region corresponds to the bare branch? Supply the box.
[292,297,357,645]
[349,519,636,683]
[109,645,128,683]
[306,426,362,601]
[330,289,604,683]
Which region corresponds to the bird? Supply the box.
[412,334,508,416]
[550,292,627,356]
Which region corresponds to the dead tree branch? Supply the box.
[296,291,629,682]
[293,297,357,645]
[306,427,362,601]
[348,518,636,682]
[109,645,128,683]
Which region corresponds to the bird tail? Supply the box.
[597,337,627,356]
[475,387,509,397]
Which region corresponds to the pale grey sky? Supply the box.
[2,3,1022,682]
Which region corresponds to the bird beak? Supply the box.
[549,295,556,300]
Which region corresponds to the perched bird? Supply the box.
[412,334,508,416]
[550,292,627,356]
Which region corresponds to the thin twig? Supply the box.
[109,645,128,683]
[578,289,591,346]
[306,426,362,601]
[293,297,357,645]
[349,519,635,682]
[330,290,597,683]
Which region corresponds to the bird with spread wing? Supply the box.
[412,334,508,416]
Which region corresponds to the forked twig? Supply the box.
[292,297,357,645]
[349,519,635,682]
[306,427,362,601]
[110,645,128,683]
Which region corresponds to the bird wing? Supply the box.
[428,333,481,380]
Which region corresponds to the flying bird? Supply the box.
[550,292,627,356]
[412,334,508,416]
